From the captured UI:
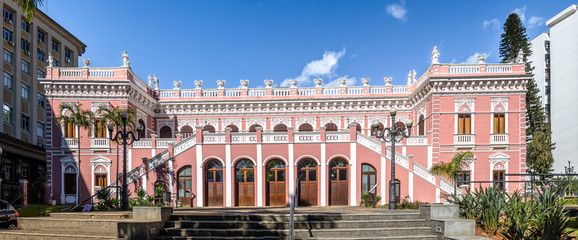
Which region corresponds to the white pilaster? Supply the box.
[196,145,203,206]
[225,144,232,207]
[320,143,326,206]
[142,172,147,191]
[350,142,357,206]
[288,144,295,197]
[435,187,440,203]
[427,145,433,169]
[256,143,263,206]
[381,155,386,205]
[408,172,414,201]
[168,159,174,200]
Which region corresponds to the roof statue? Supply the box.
[264,79,273,88]
[384,77,392,86]
[195,80,203,89]
[217,80,226,89]
[477,54,486,64]
[314,78,323,87]
[122,51,130,67]
[431,46,440,64]
[154,74,159,90]
[148,74,152,86]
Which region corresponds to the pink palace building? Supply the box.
[40,51,531,207]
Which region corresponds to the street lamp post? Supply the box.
[566,160,575,196]
[108,112,143,211]
[371,108,413,210]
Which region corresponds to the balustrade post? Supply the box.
[255,127,263,143]
[288,127,295,143]
[195,126,204,143]
[151,134,157,149]
[225,127,232,143]
[348,123,357,142]
[175,133,182,143]
[320,126,326,142]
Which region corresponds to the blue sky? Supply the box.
[41,1,574,89]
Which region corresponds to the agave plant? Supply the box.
[474,184,506,235]
[501,190,532,240]
[529,182,574,239]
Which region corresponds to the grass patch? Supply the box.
[17,204,70,217]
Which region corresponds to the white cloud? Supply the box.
[527,16,545,28]
[324,76,357,87]
[281,49,346,87]
[386,2,407,20]
[483,19,500,30]
[462,52,491,64]
[513,6,527,23]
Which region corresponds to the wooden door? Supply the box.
[266,160,286,206]
[298,159,318,206]
[236,160,255,206]
[178,166,193,207]
[329,159,348,205]
[205,161,224,206]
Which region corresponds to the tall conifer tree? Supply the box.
[500,13,554,173]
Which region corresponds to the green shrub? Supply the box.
[360,192,380,207]
[398,195,424,209]
[530,183,574,239]
[474,184,506,235]
[501,190,532,240]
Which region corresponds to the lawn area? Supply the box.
[17,204,70,217]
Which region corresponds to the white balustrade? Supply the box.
[326,132,350,142]
[413,162,436,185]
[439,178,454,194]
[180,90,195,98]
[60,69,83,77]
[347,88,363,95]
[204,90,220,97]
[158,91,173,98]
[386,150,410,169]
[174,135,196,156]
[91,138,110,149]
[273,89,291,96]
[356,134,381,154]
[88,69,115,77]
[263,133,289,143]
[294,133,320,143]
[406,136,428,146]
[62,138,78,149]
[392,87,407,93]
[231,133,257,143]
[248,89,266,96]
[298,89,315,96]
[449,65,480,74]
[490,134,509,145]
[203,134,226,144]
[454,134,475,146]
[323,88,340,95]
[224,90,242,97]
[133,139,152,148]
[157,139,176,147]
[370,87,388,94]
[486,65,512,73]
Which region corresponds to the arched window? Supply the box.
[361,164,376,194]
[94,165,107,189]
[273,124,288,132]
[64,165,77,195]
[203,125,216,133]
[298,123,313,132]
[64,119,75,138]
[226,124,239,133]
[138,119,146,138]
[159,126,172,138]
[418,115,425,136]
[180,125,193,138]
[371,122,384,137]
[394,122,406,136]
[325,123,338,132]
[249,124,262,132]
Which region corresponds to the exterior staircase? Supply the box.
[155,208,439,240]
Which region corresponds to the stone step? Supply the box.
[49,212,133,220]
[161,226,434,238]
[165,218,428,229]
[169,213,422,222]
[0,230,126,240]
[17,217,120,236]
[155,236,439,240]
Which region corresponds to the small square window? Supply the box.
[21,38,30,53]
[3,72,12,89]
[65,50,72,63]
[21,114,29,132]
[3,49,12,64]
[3,28,13,42]
[37,68,45,79]
[21,83,29,100]
[3,8,13,23]
[37,122,44,138]
[37,48,44,61]
[21,165,29,178]
[3,104,12,124]
[37,92,45,109]
[21,60,29,74]
[37,31,45,43]
[51,40,59,52]
[21,20,29,32]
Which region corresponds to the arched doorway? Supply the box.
[138,119,146,138]
[298,123,313,132]
[273,124,288,132]
[248,124,262,132]
[204,160,224,206]
[226,124,239,133]
[159,126,172,138]
[297,159,318,206]
[325,123,338,132]
[177,166,193,207]
[361,164,377,194]
[266,159,286,206]
[180,125,193,138]
[329,158,348,205]
[235,160,255,206]
[203,125,216,133]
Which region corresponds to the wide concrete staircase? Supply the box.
[0,212,133,240]
[155,208,439,240]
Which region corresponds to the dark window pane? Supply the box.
[277,170,285,181]
[309,170,317,181]
[207,172,214,182]
[330,169,337,180]
[298,170,306,181]
[339,169,347,180]
[236,171,245,183]
[215,171,223,182]
[246,171,254,182]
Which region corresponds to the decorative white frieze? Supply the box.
[245,117,267,130]
[320,116,342,127]
[455,97,475,113]
[491,97,509,112]
[295,116,317,129]
[157,119,175,133]
[271,117,292,127]
[177,118,196,131]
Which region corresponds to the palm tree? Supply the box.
[430,151,474,196]
[55,103,94,204]
[15,0,43,23]
[97,105,137,200]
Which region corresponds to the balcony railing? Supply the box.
[454,134,475,146]
[406,136,428,146]
[62,138,78,149]
[91,138,110,150]
[490,134,509,145]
